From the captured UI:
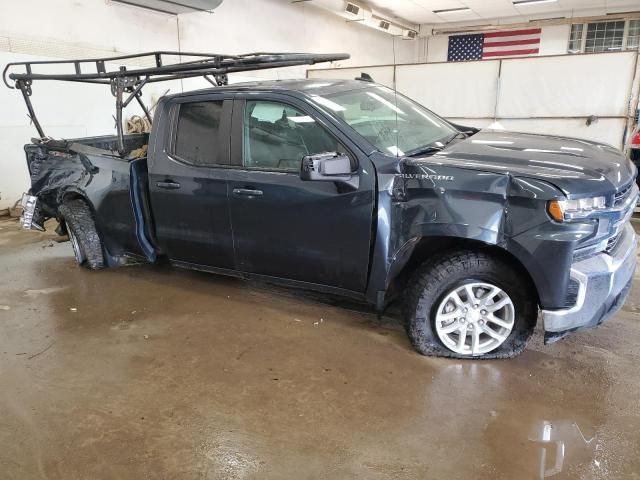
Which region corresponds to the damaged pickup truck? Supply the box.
[5,51,638,359]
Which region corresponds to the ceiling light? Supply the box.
[513,0,558,6]
[433,7,472,14]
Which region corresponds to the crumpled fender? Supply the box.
[365,157,569,309]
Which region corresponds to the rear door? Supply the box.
[148,94,234,268]
[226,94,376,293]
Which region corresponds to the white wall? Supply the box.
[182,0,417,72]
[0,51,174,211]
[539,25,571,56]
[309,51,639,148]
[0,0,418,209]
[0,0,180,53]
[0,0,180,209]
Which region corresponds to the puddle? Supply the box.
[527,420,598,478]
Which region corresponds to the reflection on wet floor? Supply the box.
[1,217,640,479]
[528,421,596,479]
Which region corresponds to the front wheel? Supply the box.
[403,251,537,359]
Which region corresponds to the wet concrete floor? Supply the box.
[1,216,640,479]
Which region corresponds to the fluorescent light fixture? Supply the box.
[387,146,405,156]
[433,7,471,14]
[310,95,346,112]
[471,140,514,145]
[366,92,406,115]
[412,107,442,128]
[288,116,315,123]
[513,0,557,6]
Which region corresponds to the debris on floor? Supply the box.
[24,286,68,297]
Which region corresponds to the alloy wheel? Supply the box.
[434,282,515,356]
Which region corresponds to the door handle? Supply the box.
[233,188,263,197]
[156,181,181,190]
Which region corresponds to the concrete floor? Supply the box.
[1,217,640,480]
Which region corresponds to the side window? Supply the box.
[174,100,224,166]
[243,100,344,171]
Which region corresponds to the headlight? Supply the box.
[547,196,606,221]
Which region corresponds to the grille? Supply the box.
[564,279,580,308]
[613,182,633,207]
[573,246,596,262]
[605,231,623,254]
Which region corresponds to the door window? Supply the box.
[174,100,225,166]
[243,100,343,171]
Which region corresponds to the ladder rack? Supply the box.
[3,51,349,154]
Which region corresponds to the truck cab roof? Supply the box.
[165,78,371,100]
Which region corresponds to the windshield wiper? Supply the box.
[405,145,444,157]
[406,131,468,157]
[441,131,467,147]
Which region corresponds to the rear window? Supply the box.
[174,101,224,166]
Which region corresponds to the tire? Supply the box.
[403,250,537,359]
[58,199,105,270]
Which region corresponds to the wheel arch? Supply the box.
[57,189,95,232]
[388,236,540,308]
[57,189,117,266]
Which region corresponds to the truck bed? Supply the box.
[24,133,153,265]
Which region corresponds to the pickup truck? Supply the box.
[18,77,638,359]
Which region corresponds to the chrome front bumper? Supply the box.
[542,222,636,334]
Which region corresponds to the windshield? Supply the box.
[311,85,457,156]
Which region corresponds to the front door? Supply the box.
[148,96,234,268]
[227,97,375,292]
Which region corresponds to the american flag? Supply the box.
[447,28,541,61]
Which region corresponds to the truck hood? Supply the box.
[415,130,635,197]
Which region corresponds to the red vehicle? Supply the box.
[629,126,640,189]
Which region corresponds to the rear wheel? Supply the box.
[403,251,537,359]
[59,199,105,270]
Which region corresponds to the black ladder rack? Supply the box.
[3,51,349,154]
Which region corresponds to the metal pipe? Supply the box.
[16,80,45,138]
[114,81,125,155]
[134,93,153,124]
[122,78,148,108]
[4,52,349,86]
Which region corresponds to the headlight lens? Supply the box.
[565,196,606,212]
[547,196,606,221]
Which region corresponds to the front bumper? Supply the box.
[542,221,636,337]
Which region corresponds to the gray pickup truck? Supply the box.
[6,52,638,359]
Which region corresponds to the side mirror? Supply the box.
[300,152,353,183]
